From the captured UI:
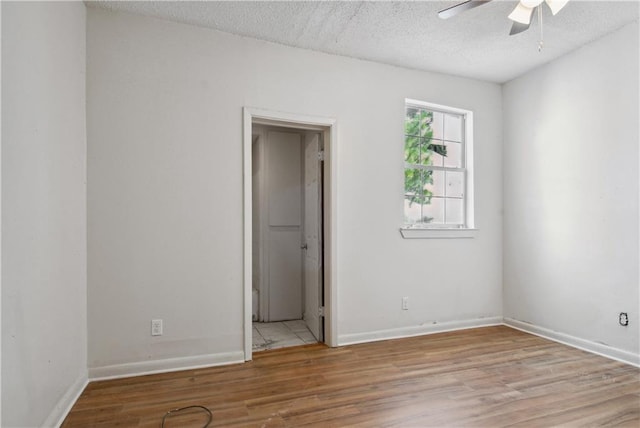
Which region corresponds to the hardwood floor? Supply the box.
[63,326,640,427]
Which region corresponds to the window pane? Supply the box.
[423,149,443,167]
[419,110,433,138]
[423,197,444,224]
[420,142,442,166]
[404,135,420,163]
[406,106,419,119]
[404,168,423,199]
[405,109,421,136]
[404,196,422,224]
[444,142,462,168]
[444,113,463,142]
[431,111,444,140]
[424,169,444,197]
[445,171,464,198]
[445,198,464,225]
[406,109,433,138]
[424,139,446,167]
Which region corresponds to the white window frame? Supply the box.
[400,99,476,239]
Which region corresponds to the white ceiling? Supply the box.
[87,1,639,83]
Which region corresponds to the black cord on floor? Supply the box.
[161,405,212,428]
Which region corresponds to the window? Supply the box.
[403,99,474,233]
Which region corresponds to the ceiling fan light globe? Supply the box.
[545,0,569,15]
[521,0,544,8]
[508,3,535,25]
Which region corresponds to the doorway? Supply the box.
[251,125,323,351]
[243,107,337,361]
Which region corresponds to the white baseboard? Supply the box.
[88,351,245,381]
[42,371,88,428]
[338,316,503,346]
[503,317,640,368]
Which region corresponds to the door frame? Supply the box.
[243,107,338,361]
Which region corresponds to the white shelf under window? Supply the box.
[399,227,478,239]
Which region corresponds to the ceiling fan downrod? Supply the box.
[538,6,544,52]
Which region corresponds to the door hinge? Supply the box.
[317,151,325,162]
[318,306,325,316]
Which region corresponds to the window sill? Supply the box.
[399,227,478,239]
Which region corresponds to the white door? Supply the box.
[303,133,323,340]
[266,130,302,321]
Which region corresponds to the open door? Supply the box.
[303,133,323,341]
[265,130,303,321]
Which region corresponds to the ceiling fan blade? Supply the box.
[438,0,493,20]
[509,21,531,35]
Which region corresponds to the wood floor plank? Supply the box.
[62,326,640,427]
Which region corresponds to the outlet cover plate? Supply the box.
[151,319,163,336]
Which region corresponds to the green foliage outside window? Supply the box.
[404,108,447,209]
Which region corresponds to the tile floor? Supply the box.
[252,320,318,352]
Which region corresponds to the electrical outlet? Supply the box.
[402,297,409,310]
[151,319,163,336]
[619,312,629,327]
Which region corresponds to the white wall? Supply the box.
[1,2,87,426]
[503,22,639,360]
[0,3,3,424]
[86,8,502,373]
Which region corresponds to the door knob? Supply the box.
[301,244,308,250]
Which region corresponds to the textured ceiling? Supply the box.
[87,1,639,83]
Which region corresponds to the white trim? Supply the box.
[248,108,336,129]
[243,107,338,361]
[339,316,503,346]
[399,227,478,239]
[405,99,471,116]
[503,318,640,368]
[464,110,475,228]
[326,123,339,348]
[243,108,253,358]
[88,351,245,381]
[43,371,88,428]
[0,4,3,424]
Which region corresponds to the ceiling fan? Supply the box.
[438,0,570,36]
